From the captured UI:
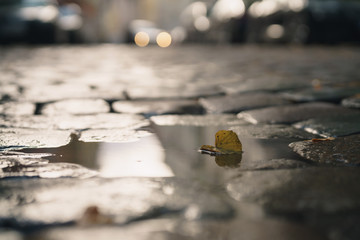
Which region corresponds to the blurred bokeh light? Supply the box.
[0,0,359,44]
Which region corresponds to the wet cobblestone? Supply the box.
[0,45,360,240]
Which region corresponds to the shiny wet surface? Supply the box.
[19,125,307,183]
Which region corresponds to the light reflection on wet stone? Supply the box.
[0,128,72,150]
[150,114,247,126]
[199,92,290,114]
[230,124,315,139]
[289,134,360,166]
[282,85,360,102]
[0,102,35,116]
[96,135,173,178]
[0,177,234,226]
[113,99,203,116]
[41,99,110,115]
[0,162,98,179]
[226,168,360,214]
[342,94,360,109]
[1,45,360,239]
[293,112,360,137]
[79,129,151,143]
[220,76,309,94]
[238,102,353,124]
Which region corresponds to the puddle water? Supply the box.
[19,125,305,183]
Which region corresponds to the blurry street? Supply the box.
[1,44,360,239]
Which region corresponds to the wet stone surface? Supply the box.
[28,217,326,240]
[293,112,360,137]
[282,84,360,103]
[150,114,247,126]
[289,134,360,166]
[0,128,72,150]
[342,94,360,109]
[230,124,315,139]
[0,102,35,116]
[0,113,149,131]
[199,92,290,114]
[1,45,360,239]
[113,99,203,116]
[238,102,354,124]
[220,76,310,94]
[0,177,234,226]
[41,99,110,115]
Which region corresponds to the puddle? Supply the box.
[18,125,305,182]
[20,134,173,178]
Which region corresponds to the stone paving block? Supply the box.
[0,152,51,168]
[289,134,360,166]
[79,129,151,143]
[0,163,98,179]
[342,94,360,109]
[0,115,60,129]
[0,113,149,131]
[0,128,72,150]
[227,168,360,213]
[230,124,315,139]
[238,102,353,124]
[22,84,97,103]
[112,99,203,116]
[56,113,149,130]
[0,177,234,227]
[126,84,222,100]
[293,112,360,137]
[282,85,360,102]
[0,84,21,102]
[0,102,35,115]
[220,77,309,94]
[150,114,247,126]
[41,99,110,115]
[31,217,326,240]
[199,92,290,114]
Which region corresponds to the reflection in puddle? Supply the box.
[18,125,304,181]
[20,134,173,178]
[153,125,305,184]
[97,135,173,177]
[214,154,243,168]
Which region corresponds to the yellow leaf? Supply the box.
[215,130,242,152]
[200,130,242,155]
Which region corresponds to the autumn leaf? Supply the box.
[200,130,242,155]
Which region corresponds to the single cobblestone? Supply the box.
[289,134,360,166]
[293,112,360,137]
[0,102,35,116]
[220,76,309,94]
[150,114,247,126]
[0,128,72,150]
[230,124,315,139]
[41,99,110,115]
[282,84,360,102]
[342,94,360,109]
[199,92,290,114]
[238,102,354,124]
[113,99,203,116]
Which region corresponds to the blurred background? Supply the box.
[1,0,360,45]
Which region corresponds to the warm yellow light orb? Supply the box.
[134,32,150,47]
[156,32,172,48]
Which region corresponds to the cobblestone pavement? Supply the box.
[1,45,360,240]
